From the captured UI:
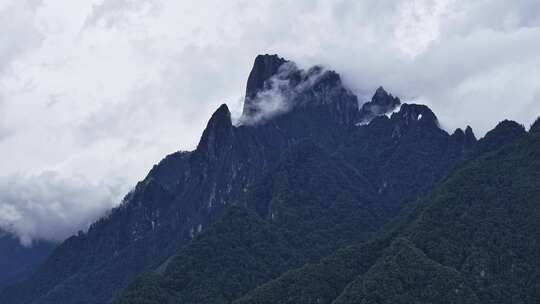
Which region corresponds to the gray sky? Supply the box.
[1,0,539,245]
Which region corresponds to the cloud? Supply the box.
[83,0,161,29]
[0,171,126,246]
[393,0,455,57]
[238,62,327,125]
[0,0,44,75]
[1,0,539,243]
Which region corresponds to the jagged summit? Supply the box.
[241,55,439,130]
[357,86,401,125]
[372,87,400,108]
[450,125,476,149]
[243,54,288,116]
[465,125,475,140]
[531,117,540,133]
[451,128,466,137]
[240,54,358,126]
[390,103,437,126]
[476,119,526,153]
[212,103,232,121]
[196,104,233,159]
[484,120,525,138]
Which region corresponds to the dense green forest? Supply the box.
[116,124,540,303]
[236,124,540,304]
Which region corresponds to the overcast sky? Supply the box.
[1,0,539,245]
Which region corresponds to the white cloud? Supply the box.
[393,0,456,57]
[0,171,125,246]
[0,0,44,74]
[238,62,327,125]
[1,0,539,244]
[83,0,161,29]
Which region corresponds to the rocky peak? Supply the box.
[452,125,476,140]
[240,55,358,126]
[477,120,526,153]
[465,126,476,141]
[485,120,526,138]
[391,103,437,126]
[450,126,477,150]
[373,87,400,108]
[357,86,401,124]
[243,54,288,117]
[530,117,540,133]
[451,128,465,139]
[196,104,233,160]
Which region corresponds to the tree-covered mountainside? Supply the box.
[115,206,292,304]
[1,54,531,304]
[115,141,382,304]
[115,122,532,303]
[236,125,540,304]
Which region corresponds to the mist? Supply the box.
[238,62,328,125]
[0,172,126,246]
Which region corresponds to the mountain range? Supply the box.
[1,54,538,304]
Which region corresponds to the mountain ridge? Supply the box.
[234,128,540,304]
[1,54,532,304]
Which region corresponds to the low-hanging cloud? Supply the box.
[237,62,327,125]
[1,0,540,244]
[0,172,126,246]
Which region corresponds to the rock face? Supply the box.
[1,54,513,304]
[243,54,288,117]
[234,121,540,304]
[357,86,401,124]
[240,56,358,126]
[196,104,233,160]
[530,117,540,133]
[245,55,288,99]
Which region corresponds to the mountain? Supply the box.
[357,86,401,124]
[530,118,540,133]
[234,122,540,304]
[0,54,527,304]
[114,58,527,303]
[115,141,382,304]
[0,231,55,289]
[116,122,531,304]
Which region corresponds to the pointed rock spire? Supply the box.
[372,87,400,108]
[530,117,540,133]
[243,54,288,117]
[197,104,233,160]
[465,126,476,141]
[464,126,477,146]
[451,125,477,150]
[357,86,401,124]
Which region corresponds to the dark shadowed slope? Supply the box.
[0,232,55,289]
[116,108,530,303]
[115,141,380,304]
[236,123,540,304]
